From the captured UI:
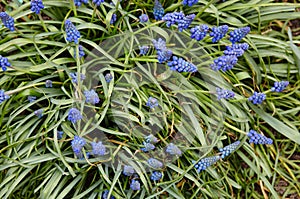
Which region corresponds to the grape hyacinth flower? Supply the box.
[271,81,289,92]
[0,55,11,71]
[229,27,250,44]
[182,0,198,6]
[102,190,115,199]
[219,141,240,158]
[166,143,182,156]
[0,12,15,31]
[162,11,185,28]
[91,141,106,156]
[139,46,149,55]
[216,87,235,100]
[157,48,172,63]
[209,25,228,43]
[144,135,158,143]
[67,108,82,123]
[153,0,164,20]
[150,171,162,181]
[146,97,159,109]
[141,141,155,152]
[84,89,100,105]
[57,131,64,140]
[139,14,149,23]
[45,80,52,88]
[248,92,266,105]
[28,96,36,102]
[65,19,81,44]
[105,73,113,83]
[110,14,117,24]
[152,38,167,51]
[34,109,43,118]
[190,24,209,41]
[30,0,44,14]
[167,56,198,73]
[74,0,88,6]
[70,72,85,84]
[210,55,238,71]
[193,155,221,173]
[93,0,104,6]
[74,45,85,58]
[123,165,135,176]
[130,179,140,191]
[0,90,10,104]
[177,14,195,32]
[224,43,249,57]
[71,136,86,158]
[148,158,163,169]
[247,130,273,145]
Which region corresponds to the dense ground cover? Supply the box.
[0,0,299,198]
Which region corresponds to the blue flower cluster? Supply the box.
[148,158,163,169]
[0,90,10,104]
[162,12,195,32]
[190,24,209,41]
[271,81,289,92]
[110,14,117,24]
[0,12,15,31]
[65,19,81,44]
[209,25,228,43]
[150,171,162,181]
[67,108,82,123]
[166,143,182,156]
[146,96,159,109]
[74,0,88,7]
[219,141,240,158]
[182,0,198,6]
[130,179,140,191]
[84,89,100,104]
[167,56,198,73]
[144,135,158,143]
[152,38,166,51]
[152,38,173,63]
[248,91,266,104]
[139,14,149,23]
[91,141,106,156]
[71,136,86,158]
[247,130,273,145]
[141,141,155,152]
[70,72,85,84]
[224,43,249,57]
[28,96,36,102]
[139,45,149,55]
[123,165,135,176]
[105,73,113,83]
[229,27,251,44]
[74,45,85,58]
[216,87,235,100]
[153,0,164,20]
[210,55,238,71]
[34,109,43,118]
[45,80,52,88]
[193,155,221,173]
[30,0,44,14]
[101,190,115,199]
[93,0,104,6]
[0,55,11,71]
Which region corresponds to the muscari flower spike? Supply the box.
[91,141,106,156]
[224,43,249,57]
[67,108,82,123]
[101,190,115,199]
[45,80,52,88]
[74,45,85,58]
[110,14,117,24]
[153,0,164,20]
[74,0,88,7]
[141,141,155,152]
[105,73,113,83]
[248,91,266,105]
[123,165,135,176]
[177,14,195,32]
[162,11,185,28]
[0,90,10,104]
[130,179,140,191]
[216,87,235,100]
[152,38,167,51]
[271,81,289,92]
[144,135,158,143]
[193,155,221,173]
[139,14,149,23]
[30,0,44,14]
[157,48,172,63]
[28,96,36,102]
[71,135,86,158]
[190,24,209,41]
[167,56,198,73]
[93,0,104,6]
[146,97,159,109]
[166,143,182,156]
[209,25,228,43]
[0,12,15,31]
[247,130,273,145]
[182,0,198,6]
[84,89,100,105]
[150,171,162,181]
[34,109,43,118]
[148,158,163,169]
[70,72,85,84]
[65,19,81,44]
[0,55,11,71]
[219,141,240,158]
[210,55,238,72]
[229,27,251,44]
[139,46,149,55]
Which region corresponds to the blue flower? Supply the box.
[166,143,182,156]
[70,72,85,84]
[248,92,266,105]
[30,0,44,14]
[67,108,82,123]
[152,38,167,51]
[193,155,221,173]
[167,56,198,73]
[0,55,11,71]
[91,141,106,156]
[0,90,10,104]
[65,19,81,44]
[123,165,135,176]
[130,179,140,191]
[71,136,86,158]
[210,55,238,71]
[270,81,289,92]
[57,131,64,140]
[229,27,250,44]
[216,87,235,100]
[153,0,164,20]
[157,49,173,63]
[0,12,15,31]
[28,96,36,102]
[147,158,163,169]
[209,25,228,43]
[139,14,149,23]
[150,171,162,181]
[93,0,104,6]
[105,73,113,83]
[110,14,117,24]
[247,130,273,145]
[182,0,198,6]
[177,14,195,32]
[144,135,158,143]
[162,11,185,28]
[141,141,155,152]
[74,45,85,58]
[146,97,159,109]
[139,45,149,55]
[224,43,249,57]
[45,80,52,88]
[101,190,115,199]
[74,0,88,6]
[219,141,240,158]
[84,89,100,105]
[190,24,209,41]
[34,109,43,118]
